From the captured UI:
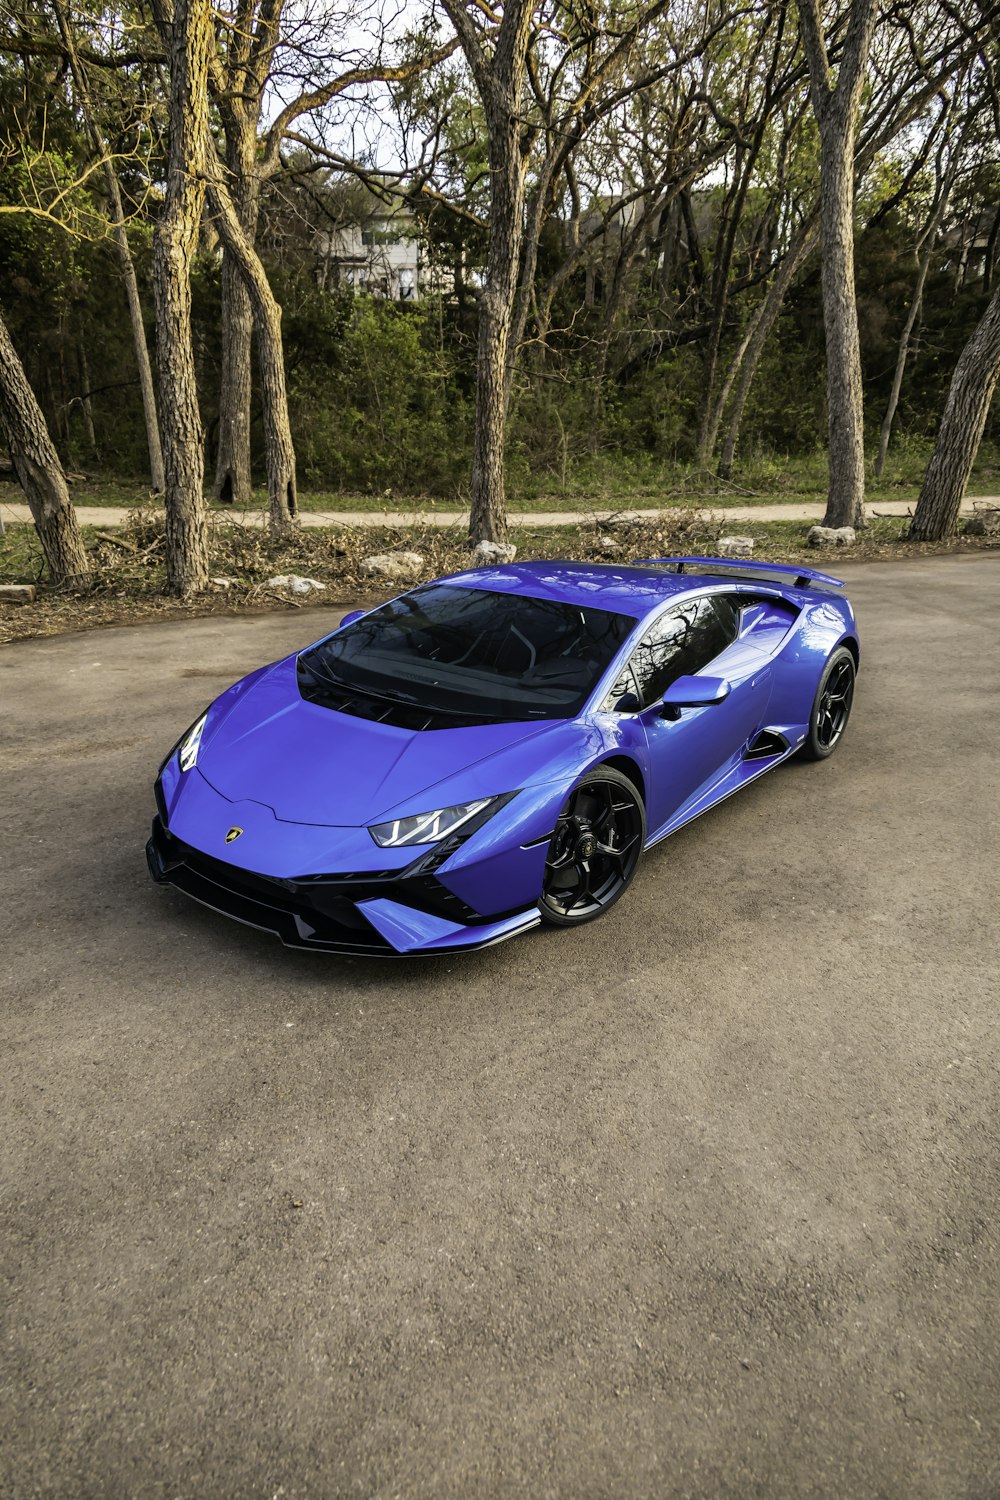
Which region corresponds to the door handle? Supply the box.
[751,668,772,689]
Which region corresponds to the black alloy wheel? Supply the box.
[802,646,856,760]
[539,766,646,926]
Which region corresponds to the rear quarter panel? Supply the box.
[765,590,859,739]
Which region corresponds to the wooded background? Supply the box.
[1,0,998,591]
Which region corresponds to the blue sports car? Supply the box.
[147,556,859,956]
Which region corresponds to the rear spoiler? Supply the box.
[641,556,845,590]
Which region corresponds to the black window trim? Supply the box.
[593,588,746,715]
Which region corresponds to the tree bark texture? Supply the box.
[153,0,211,595]
[910,286,1000,540]
[814,117,866,528]
[799,0,877,530]
[0,310,91,585]
[51,0,164,494]
[212,128,259,507]
[205,151,297,535]
[468,109,528,543]
[444,0,534,546]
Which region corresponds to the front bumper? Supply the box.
[146,817,540,956]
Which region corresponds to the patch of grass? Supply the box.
[3,439,996,519]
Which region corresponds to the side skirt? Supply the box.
[644,738,803,852]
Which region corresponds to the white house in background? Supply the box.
[316,203,422,300]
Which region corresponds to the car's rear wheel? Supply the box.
[539,767,645,926]
[801,646,856,760]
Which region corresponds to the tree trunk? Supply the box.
[471,289,512,542]
[118,202,167,495]
[442,0,534,546]
[0,310,90,585]
[873,251,930,478]
[153,0,212,596]
[78,338,98,458]
[799,0,877,530]
[213,258,253,505]
[52,0,164,494]
[205,154,297,535]
[815,119,866,528]
[910,286,1000,541]
[696,146,755,466]
[212,130,258,507]
[468,114,526,544]
[718,221,818,478]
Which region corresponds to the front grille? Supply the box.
[147,815,522,945]
[148,820,392,952]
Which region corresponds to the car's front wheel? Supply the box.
[801,646,856,760]
[539,766,645,926]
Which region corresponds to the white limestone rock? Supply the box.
[717,535,754,558]
[471,540,517,566]
[358,552,425,581]
[807,525,856,548]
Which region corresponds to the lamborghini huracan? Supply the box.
[146,556,859,955]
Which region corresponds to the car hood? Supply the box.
[197,655,559,825]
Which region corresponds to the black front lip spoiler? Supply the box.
[146,819,536,957]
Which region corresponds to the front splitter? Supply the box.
[147,833,540,957]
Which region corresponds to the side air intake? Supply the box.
[745,730,790,761]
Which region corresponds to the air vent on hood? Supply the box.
[297,661,465,732]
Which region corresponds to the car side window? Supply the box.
[629,598,733,708]
[709,594,740,644]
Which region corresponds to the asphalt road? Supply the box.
[2,555,998,1499]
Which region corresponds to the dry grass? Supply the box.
[2,505,997,645]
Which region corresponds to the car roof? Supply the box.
[439,560,699,617]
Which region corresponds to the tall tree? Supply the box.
[152,0,212,594]
[873,107,959,479]
[442,0,534,544]
[909,285,1000,540]
[0,306,90,584]
[207,5,458,511]
[204,137,298,533]
[799,0,878,529]
[208,0,278,507]
[716,216,820,477]
[438,0,730,541]
[49,0,165,494]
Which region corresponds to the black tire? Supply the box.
[539,766,646,926]
[801,646,856,760]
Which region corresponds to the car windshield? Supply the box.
[298,585,638,724]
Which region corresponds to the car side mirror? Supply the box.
[339,609,364,628]
[660,675,731,720]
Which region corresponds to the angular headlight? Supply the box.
[369,797,500,848]
[177,712,208,772]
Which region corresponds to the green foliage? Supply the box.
[281,289,472,495]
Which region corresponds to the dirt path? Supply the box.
[1,496,992,530]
